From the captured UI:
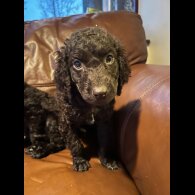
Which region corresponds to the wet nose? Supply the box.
[93,86,107,98]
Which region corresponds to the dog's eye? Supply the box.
[73,59,82,70]
[105,54,114,64]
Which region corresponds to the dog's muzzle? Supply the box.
[93,86,107,99]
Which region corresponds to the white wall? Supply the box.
[139,0,170,65]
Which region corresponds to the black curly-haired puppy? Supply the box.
[24,82,64,158]
[54,27,130,172]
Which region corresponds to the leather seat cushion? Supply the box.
[24,149,140,195]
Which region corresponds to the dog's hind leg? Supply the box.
[25,117,50,158]
[45,114,65,153]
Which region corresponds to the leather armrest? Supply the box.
[114,64,170,195]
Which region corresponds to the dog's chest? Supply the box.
[68,107,100,126]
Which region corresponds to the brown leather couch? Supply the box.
[24,11,170,195]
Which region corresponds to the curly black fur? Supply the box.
[24,82,65,158]
[54,27,130,172]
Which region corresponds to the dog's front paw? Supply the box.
[73,157,91,172]
[25,144,49,159]
[100,158,119,170]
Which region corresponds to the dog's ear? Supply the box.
[116,44,131,96]
[53,39,71,92]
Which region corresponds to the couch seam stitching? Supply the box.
[139,76,170,100]
[27,83,55,87]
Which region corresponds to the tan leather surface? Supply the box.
[114,64,170,195]
[24,150,140,195]
[24,11,147,88]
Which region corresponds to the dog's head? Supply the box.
[54,27,130,106]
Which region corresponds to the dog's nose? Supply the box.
[93,86,107,98]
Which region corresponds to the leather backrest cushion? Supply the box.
[24,11,147,86]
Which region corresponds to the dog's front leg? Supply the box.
[97,120,119,170]
[69,133,91,172]
[59,118,91,172]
